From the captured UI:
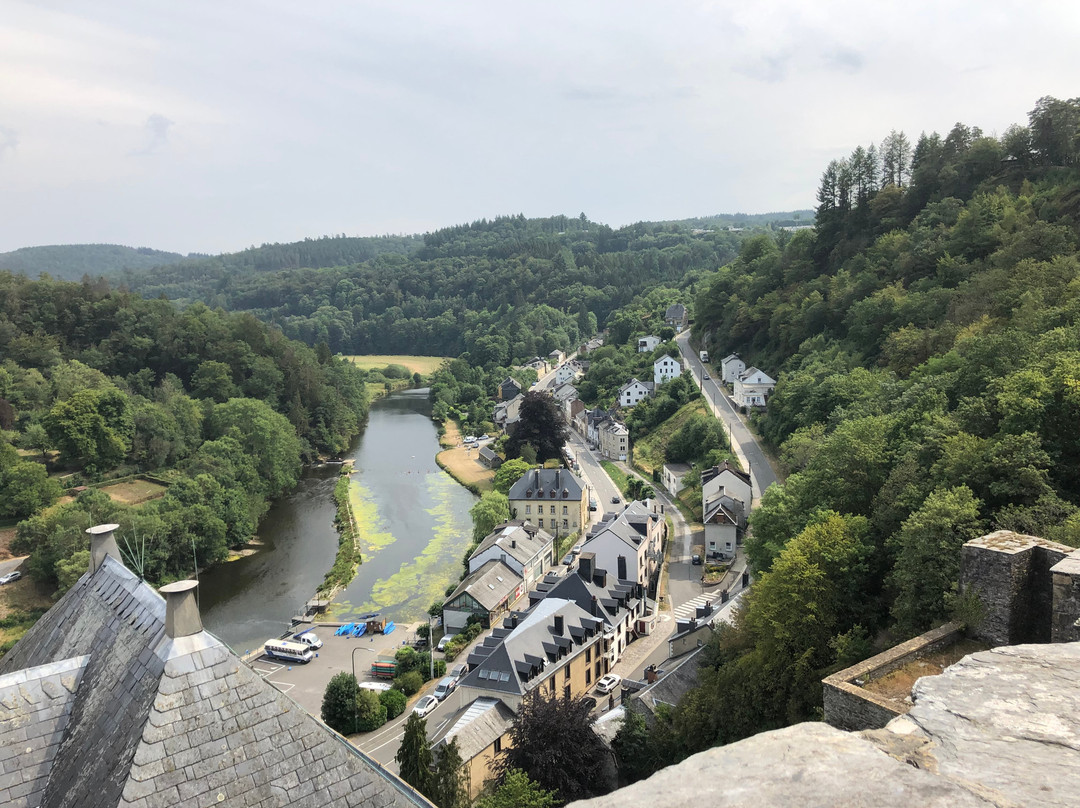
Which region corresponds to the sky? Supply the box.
[2,0,1078,255]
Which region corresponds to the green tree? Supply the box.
[191,360,239,402]
[54,549,91,596]
[888,486,983,637]
[321,672,359,735]
[493,458,531,495]
[477,768,557,808]
[396,713,433,796]
[380,688,407,719]
[43,387,133,470]
[0,460,61,518]
[208,398,303,497]
[611,707,661,786]
[471,490,510,542]
[355,687,387,732]
[431,737,469,808]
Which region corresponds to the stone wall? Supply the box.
[822,623,964,732]
[1052,555,1080,643]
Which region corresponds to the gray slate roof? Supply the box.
[0,555,427,808]
[430,698,514,762]
[508,468,584,502]
[470,522,553,569]
[448,560,522,612]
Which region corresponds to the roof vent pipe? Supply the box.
[86,523,121,574]
[160,580,203,639]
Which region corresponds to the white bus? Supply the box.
[264,639,314,664]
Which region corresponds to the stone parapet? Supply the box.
[1052,554,1080,643]
[822,623,964,732]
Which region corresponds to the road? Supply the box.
[676,332,779,505]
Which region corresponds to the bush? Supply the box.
[394,670,424,696]
[321,672,359,735]
[355,688,387,732]
[380,688,407,719]
[433,659,447,678]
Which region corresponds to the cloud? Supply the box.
[823,47,865,74]
[129,113,173,156]
[0,126,18,160]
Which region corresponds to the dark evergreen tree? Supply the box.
[505,392,569,463]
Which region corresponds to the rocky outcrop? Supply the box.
[572,641,1080,808]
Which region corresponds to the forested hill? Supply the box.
[119,213,803,362]
[0,244,189,281]
[646,95,1080,760]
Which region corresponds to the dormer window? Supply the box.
[526,490,533,498]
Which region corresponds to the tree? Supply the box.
[396,713,433,796]
[471,490,510,542]
[611,707,660,786]
[43,387,134,470]
[207,398,302,498]
[493,458,531,495]
[191,360,239,402]
[380,688,407,719]
[0,460,61,518]
[506,392,569,463]
[431,737,469,808]
[477,768,557,808]
[495,691,611,804]
[888,486,983,637]
[355,687,387,732]
[321,672,359,735]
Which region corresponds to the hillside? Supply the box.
[613,94,1080,777]
[0,244,188,281]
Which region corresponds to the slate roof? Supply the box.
[617,379,654,396]
[429,698,514,763]
[470,523,553,569]
[704,494,745,527]
[459,599,602,697]
[632,646,707,721]
[507,467,584,502]
[737,367,775,385]
[701,460,751,487]
[665,304,687,320]
[527,568,641,630]
[448,560,522,612]
[0,554,427,808]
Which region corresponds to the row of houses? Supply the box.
[719,353,776,409]
[617,355,683,408]
[434,498,666,797]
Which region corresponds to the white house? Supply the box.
[581,500,666,596]
[468,522,556,592]
[637,335,661,353]
[494,393,524,428]
[662,462,693,497]
[554,363,580,385]
[598,420,629,461]
[654,355,682,386]
[733,367,776,408]
[618,378,654,408]
[701,461,752,508]
[721,353,746,385]
[703,495,745,560]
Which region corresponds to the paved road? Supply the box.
[566,431,620,528]
[676,332,779,505]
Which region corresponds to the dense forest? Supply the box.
[116,214,748,363]
[0,244,189,281]
[615,95,1080,779]
[0,273,371,589]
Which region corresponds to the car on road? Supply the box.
[413,695,439,717]
[692,554,702,565]
[610,495,620,504]
[437,634,457,652]
[561,552,575,567]
[580,696,598,712]
[0,571,22,585]
[449,663,468,684]
[433,676,457,701]
[702,373,710,380]
[595,674,622,694]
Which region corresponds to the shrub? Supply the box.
[321,672,359,735]
[433,659,447,678]
[394,670,424,696]
[381,688,407,719]
[355,688,387,732]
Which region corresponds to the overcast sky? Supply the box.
[2,1,1077,254]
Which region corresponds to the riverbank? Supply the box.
[320,461,363,598]
[434,420,495,495]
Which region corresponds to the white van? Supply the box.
[264,639,314,664]
[294,631,323,650]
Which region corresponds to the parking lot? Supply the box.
[245,621,426,718]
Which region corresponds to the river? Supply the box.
[199,388,477,652]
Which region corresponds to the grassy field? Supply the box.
[100,479,168,505]
[632,398,713,476]
[344,355,449,375]
[436,421,495,494]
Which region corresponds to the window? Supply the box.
[562,520,568,530]
[538,519,544,528]
[586,648,591,663]
[563,685,571,700]
[494,738,502,754]
[525,504,531,514]
[585,669,591,685]
[562,505,568,515]
[550,505,555,515]
[564,662,571,681]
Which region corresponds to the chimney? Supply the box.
[86,523,121,574]
[591,595,599,617]
[159,580,203,638]
[511,539,516,549]
[593,571,606,589]
[553,614,564,635]
[578,552,594,582]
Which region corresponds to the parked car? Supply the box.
[413,695,439,717]
[437,634,457,652]
[449,663,469,684]
[691,554,703,565]
[595,674,622,694]
[702,373,710,380]
[0,571,22,585]
[581,696,598,712]
[561,552,575,567]
[610,495,620,504]
[293,631,323,650]
[433,676,457,701]
[589,498,598,511]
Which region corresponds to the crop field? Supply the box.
[344,355,449,375]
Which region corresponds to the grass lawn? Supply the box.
[599,460,630,493]
[344,355,450,375]
[99,479,168,506]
